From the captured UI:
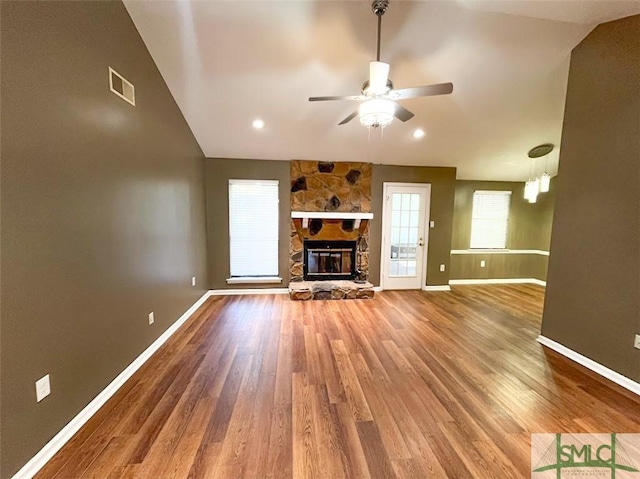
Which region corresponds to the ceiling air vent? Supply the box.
[109,67,135,106]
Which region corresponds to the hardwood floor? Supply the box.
[36,285,640,478]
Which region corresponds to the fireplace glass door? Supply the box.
[304,240,356,281]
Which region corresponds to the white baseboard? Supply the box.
[209,288,289,296]
[537,335,640,397]
[449,278,546,286]
[11,291,213,479]
[373,286,451,292]
[423,285,452,291]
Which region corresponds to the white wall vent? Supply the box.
[109,67,135,106]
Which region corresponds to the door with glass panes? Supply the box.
[381,183,430,289]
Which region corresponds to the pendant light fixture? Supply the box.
[524,152,538,203]
[526,143,554,203]
[540,171,551,193]
[540,148,552,193]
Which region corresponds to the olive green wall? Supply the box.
[452,180,556,250]
[370,165,457,287]
[450,254,548,281]
[541,15,640,382]
[205,158,290,289]
[536,179,557,253]
[450,179,556,281]
[204,162,456,288]
[0,2,208,476]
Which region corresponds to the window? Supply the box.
[470,190,511,249]
[229,179,279,277]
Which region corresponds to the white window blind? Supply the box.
[470,190,511,249]
[229,179,279,277]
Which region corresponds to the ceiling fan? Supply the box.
[309,0,453,128]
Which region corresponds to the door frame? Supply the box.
[380,182,431,290]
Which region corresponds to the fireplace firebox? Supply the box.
[303,240,357,281]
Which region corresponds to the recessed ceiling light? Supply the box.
[252,119,265,129]
[413,128,425,139]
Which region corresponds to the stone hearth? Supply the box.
[289,280,375,301]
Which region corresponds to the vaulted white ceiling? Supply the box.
[124,1,640,180]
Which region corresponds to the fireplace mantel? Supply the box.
[291,211,373,228]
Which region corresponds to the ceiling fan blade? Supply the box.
[309,95,362,102]
[338,111,359,125]
[391,82,454,100]
[369,61,390,95]
[393,103,415,122]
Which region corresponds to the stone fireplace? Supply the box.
[289,160,374,299]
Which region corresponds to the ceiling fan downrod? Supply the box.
[371,0,389,62]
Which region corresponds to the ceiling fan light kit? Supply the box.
[308,0,453,129]
[359,98,394,128]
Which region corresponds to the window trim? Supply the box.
[228,178,280,278]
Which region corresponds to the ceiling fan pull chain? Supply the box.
[381,125,386,164]
[367,125,372,163]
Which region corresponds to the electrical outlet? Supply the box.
[148,312,154,325]
[440,264,445,272]
[634,334,640,350]
[480,260,486,267]
[35,374,51,402]
[191,276,196,287]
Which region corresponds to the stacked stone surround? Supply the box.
[289,281,375,301]
[291,160,372,213]
[289,160,372,284]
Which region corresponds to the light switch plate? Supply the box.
[191,276,196,287]
[36,374,51,402]
[634,334,640,350]
[440,264,445,272]
[148,312,154,325]
[480,260,486,267]
[430,221,435,228]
